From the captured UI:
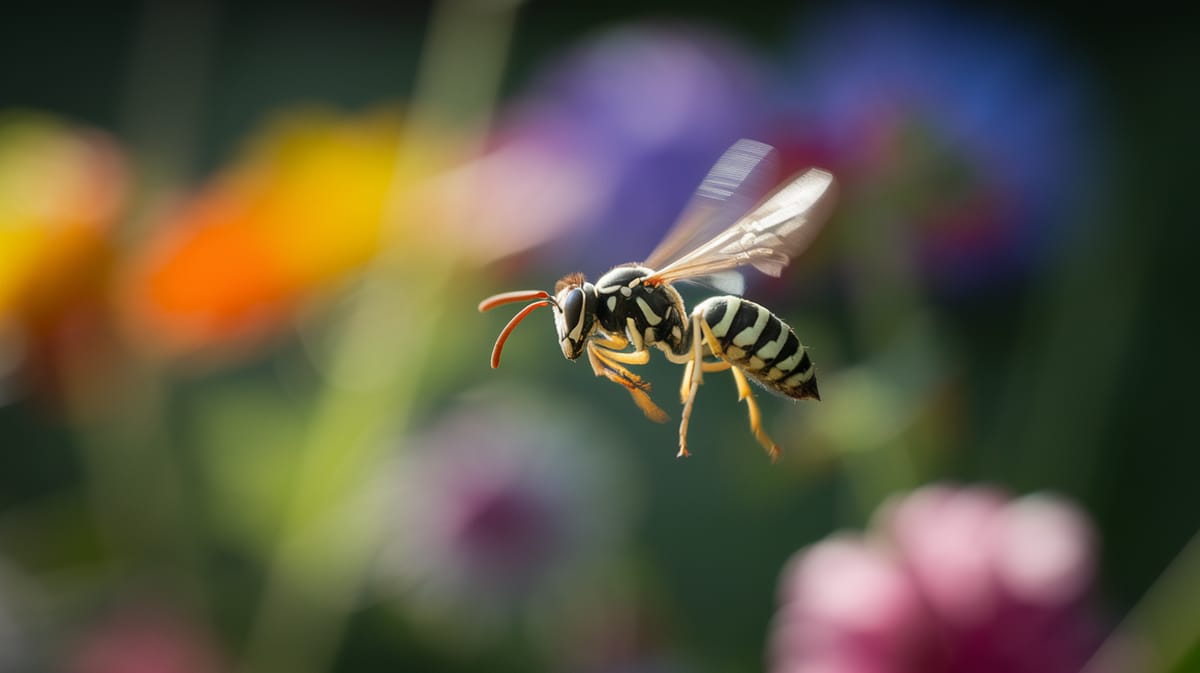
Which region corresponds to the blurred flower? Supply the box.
[493,25,769,273]
[66,603,226,673]
[0,111,128,399]
[769,484,1111,673]
[779,7,1096,290]
[0,111,126,319]
[120,108,443,356]
[378,389,634,639]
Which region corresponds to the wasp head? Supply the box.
[478,274,597,369]
[553,272,597,360]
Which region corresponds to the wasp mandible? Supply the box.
[479,140,836,460]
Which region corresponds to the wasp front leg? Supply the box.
[586,340,669,423]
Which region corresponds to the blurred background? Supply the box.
[0,1,1197,672]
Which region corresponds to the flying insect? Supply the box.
[478,139,836,460]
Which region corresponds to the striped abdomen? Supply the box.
[694,296,819,400]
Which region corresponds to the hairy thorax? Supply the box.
[593,264,690,356]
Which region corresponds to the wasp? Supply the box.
[479,139,836,460]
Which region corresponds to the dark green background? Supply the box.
[1,2,1197,671]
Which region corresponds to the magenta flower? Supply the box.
[769,485,1112,673]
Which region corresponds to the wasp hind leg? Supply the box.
[679,358,734,405]
[678,314,781,461]
[586,341,669,423]
[728,366,781,462]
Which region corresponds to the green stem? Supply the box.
[239,2,519,671]
[60,0,217,602]
[834,203,934,516]
[67,361,202,594]
[1084,529,1200,673]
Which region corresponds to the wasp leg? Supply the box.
[586,342,669,423]
[596,347,651,366]
[680,359,693,406]
[678,358,733,404]
[592,333,631,350]
[729,366,781,462]
[677,312,714,458]
[685,317,781,461]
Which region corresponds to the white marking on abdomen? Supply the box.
[783,368,814,387]
[732,307,769,346]
[774,348,804,373]
[756,327,790,360]
[709,298,740,337]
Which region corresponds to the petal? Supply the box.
[881,484,1008,626]
[772,534,923,670]
[993,492,1095,606]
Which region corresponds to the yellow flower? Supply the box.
[0,111,127,323]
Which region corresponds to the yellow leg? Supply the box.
[593,333,630,350]
[729,367,781,462]
[680,313,780,461]
[600,348,651,365]
[587,342,668,423]
[677,313,709,458]
[680,359,694,405]
[678,358,732,404]
[698,317,726,356]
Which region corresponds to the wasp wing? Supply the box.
[680,270,745,296]
[643,167,836,286]
[643,139,778,280]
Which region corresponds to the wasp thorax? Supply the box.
[553,275,596,361]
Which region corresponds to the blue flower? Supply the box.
[776,6,1099,290]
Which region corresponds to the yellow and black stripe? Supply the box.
[694,296,819,400]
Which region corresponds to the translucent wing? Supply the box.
[644,167,836,286]
[682,270,745,296]
[643,139,779,275]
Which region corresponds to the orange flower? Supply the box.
[121,109,434,354]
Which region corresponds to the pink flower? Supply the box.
[769,485,1111,673]
[66,604,226,673]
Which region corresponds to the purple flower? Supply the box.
[378,389,633,633]
[493,25,769,274]
[769,485,1112,673]
[777,7,1097,290]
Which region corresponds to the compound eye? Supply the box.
[562,288,585,335]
